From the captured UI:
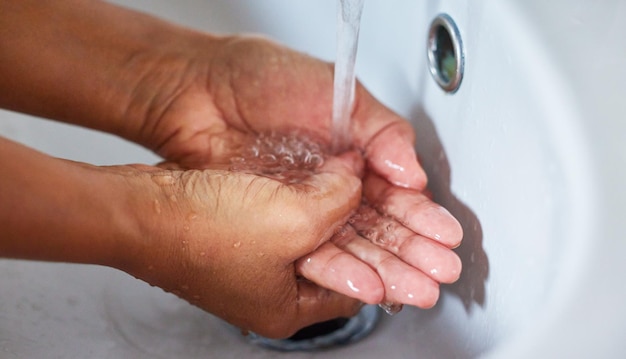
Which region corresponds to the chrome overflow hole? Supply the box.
[427,13,464,93]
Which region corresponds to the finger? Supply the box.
[351,84,427,190]
[295,241,384,305]
[363,174,463,249]
[332,226,441,308]
[348,206,462,284]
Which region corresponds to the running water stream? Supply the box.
[331,0,364,153]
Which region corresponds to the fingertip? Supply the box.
[366,134,428,191]
[431,206,464,249]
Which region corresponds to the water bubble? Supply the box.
[280,155,295,167]
[309,154,324,167]
[228,131,327,184]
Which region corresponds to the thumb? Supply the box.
[292,151,364,249]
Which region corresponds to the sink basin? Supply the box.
[1,0,625,357]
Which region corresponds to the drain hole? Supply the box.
[427,14,464,93]
[245,305,380,351]
[288,318,350,341]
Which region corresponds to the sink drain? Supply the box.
[427,13,464,93]
[247,305,380,351]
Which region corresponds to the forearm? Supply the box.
[0,136,144,269]
[0,0,216,142]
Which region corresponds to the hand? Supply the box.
[130,35,427,190]
[124,152,367,338]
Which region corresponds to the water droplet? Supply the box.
[199,252,206,257]
[147,265,154,271]
[183,225,190,232]
[153,199,161,214]
[390,285,397,290]
[233,241,241,248]
[379,302,403,315]
[430,268,439,275]
[181,284,189,291]
[407,293,414,299]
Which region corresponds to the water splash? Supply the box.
[229,132,326,184]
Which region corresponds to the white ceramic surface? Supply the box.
[1,1,624,358]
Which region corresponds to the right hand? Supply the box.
[121,153,372,338]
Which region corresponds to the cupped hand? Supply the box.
[125,152,370,338]
[132,35,426,190]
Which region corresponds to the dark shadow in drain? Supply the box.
[411,106,489,312]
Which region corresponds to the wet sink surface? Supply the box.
[1,1,625,358]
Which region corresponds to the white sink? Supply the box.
[1,1,625,358]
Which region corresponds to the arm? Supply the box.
[0,0,212,141]
[0,136,143,268]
